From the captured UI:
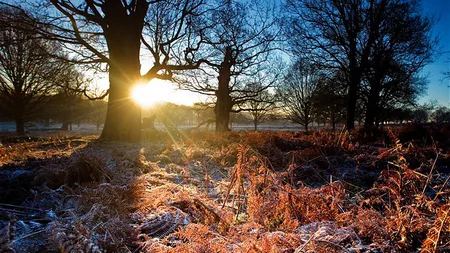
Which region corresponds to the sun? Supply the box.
[131,79,173,107]
[131,79,209,107]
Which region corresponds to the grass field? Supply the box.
[0,125,449,252]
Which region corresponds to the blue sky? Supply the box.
[420,0,450,106]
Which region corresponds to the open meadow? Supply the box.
[1,125,449,252]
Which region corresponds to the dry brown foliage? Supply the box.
[1,127,449,252]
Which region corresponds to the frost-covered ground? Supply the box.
[1,126,449,252]
[0,122,102,133]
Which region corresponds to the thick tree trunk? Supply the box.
[100,18,143,142]
[254,120,258,131]
[101,66,141,141]
[215,94,230,132]
[346,37,365,130]
[215,46,233,132]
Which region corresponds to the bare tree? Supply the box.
[177,0,281,131]
[279,59,322,131]
[362,0,435,127]
[312,72,347,130]
[285,0,394,129]
[49,70,89,130]
[239,82,277,130]
[0,6,76,133]
[432,106,450,123]
[14,0,210,141]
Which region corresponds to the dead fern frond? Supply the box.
[0,215,16,253]
[136,208,189,238]
[54,231,103,253]
[52,221,103,253]
[422,204,450,253]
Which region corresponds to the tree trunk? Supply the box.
[15,118,24,134]
[364,86,379,128]
[346,36,365,130]
[215,46,233,132]
[254,119,258,131]
[100,18,143,142]
[61,121,69,131]
[61,107,71,131]
[346,69,360,130]
[13,90,25,134]
[101,66,141,141]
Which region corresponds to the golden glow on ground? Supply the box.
[131,79,206,107]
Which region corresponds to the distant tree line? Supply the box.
[0,6,107,133]
[278,0,435,130]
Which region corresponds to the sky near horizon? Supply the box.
[420,0,450,106]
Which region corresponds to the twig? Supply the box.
[434,175,450,201]
[11,229,45,243]
[0,203,42,211]
[422,152,439,196]
[294,234,315,253]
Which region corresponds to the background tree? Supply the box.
[285,0,435,130]
[88,100,107,131]
[362,0,434,127]
[412,101,436,123]
[48,70,89,130]
[384,107,414,124]
[146,102,195,129]
[239,82,278,130]
[413,108,429,123]
[0,6,75,133]
[279,59,322,130]
[19,0,209,141]
[312,73,347,130]
[177,0,280,131]
[432,106,450,123]
[190,102,216,130]
[285,0,384,129]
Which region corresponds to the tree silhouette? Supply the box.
[362,0,434,127]
[312,72,347,130]
[279,59,322,131]
[285,0,435,129]
[0,6,77,133]
[239,82,278,130]
[48,71,89,130]
[177,0,280,131]
[20,0,209,141]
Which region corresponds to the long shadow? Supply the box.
[0,133,145,252]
